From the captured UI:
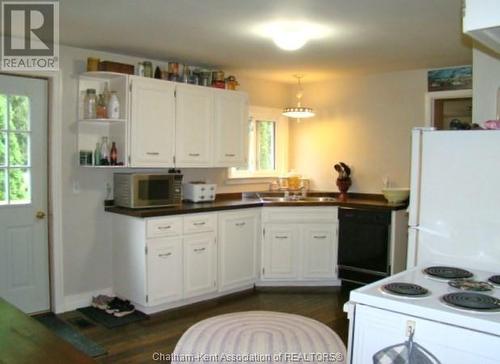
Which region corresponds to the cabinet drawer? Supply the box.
[262,207,338,223]
[146,217,183,238]
[183,214,217,234]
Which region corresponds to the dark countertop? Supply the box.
[105,191,408,218]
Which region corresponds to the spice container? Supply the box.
[86,57,100,72]
[83,89,97,119]
[143,61,153,78]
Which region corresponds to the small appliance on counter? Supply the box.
[183,181,216,203]
[114,173,182,208]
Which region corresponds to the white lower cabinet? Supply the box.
[183,233,217,298]
[262,224,299,279]
[146,237,183,305]
[260,207,339,284]
[218,209,260,292]
[302,224,337,279]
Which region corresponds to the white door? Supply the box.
[301,224,337,279]
[262,224,298,280]
[146,237,183,305]
[0,75,49,313]
[183,233,217,298]
[175,84,213,167]
[218,210,259,292]
[129,76,175,167]
[213,90,248,167]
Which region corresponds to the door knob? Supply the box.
[36,211,46,219]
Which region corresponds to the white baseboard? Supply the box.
[63,287,114,312]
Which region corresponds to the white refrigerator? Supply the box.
[407,128,500,272]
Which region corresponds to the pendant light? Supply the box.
[282,75,315,119]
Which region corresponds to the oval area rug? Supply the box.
[172,311,346,363]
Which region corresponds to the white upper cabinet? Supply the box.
[463,0,500,53]
[218,209,260,292]
[129,76,176,167]
[175,84,214,167]
[213,90,248,167]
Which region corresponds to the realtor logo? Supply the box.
[1,1,59,71]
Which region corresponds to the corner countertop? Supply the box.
[104,191,408,218]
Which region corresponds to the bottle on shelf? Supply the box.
[83,88,97,119]
[94,141,101,166]
[110,142,118,165]
[107,91,120,119]
[102,83,111,105]
[100,136,110,165]
[96,94,107,118]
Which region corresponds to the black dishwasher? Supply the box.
[338,207,391,285]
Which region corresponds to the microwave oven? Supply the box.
[113,173,182,208]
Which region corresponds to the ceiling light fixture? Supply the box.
[283,75,315,119]
[253,20,331,51]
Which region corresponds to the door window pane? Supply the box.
[0,94,6,130]
[0,169,5,204]
[9,168,31,204]
[9,95,30,131]
[0,132,5,167]
[9,132,29,167]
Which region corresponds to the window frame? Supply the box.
[227,106,288,181]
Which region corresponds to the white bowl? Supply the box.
[382,188,410,204]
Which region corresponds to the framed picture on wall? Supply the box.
[427,66,472,92]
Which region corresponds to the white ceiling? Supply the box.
[59,0,472,83]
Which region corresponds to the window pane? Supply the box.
[0,169,5,204]
[0,94,6,130]
[256,120,276,171]
[0,132,5,167]
[9,95,30,131]
[9,132,29,166]
[9,168,31,204]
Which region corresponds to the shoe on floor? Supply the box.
[91,295,114,310]
[105,297,135,317]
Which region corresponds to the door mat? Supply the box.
[35,313,107,358]
[77,306,149,329]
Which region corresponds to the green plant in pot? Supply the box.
[334,162,351,200]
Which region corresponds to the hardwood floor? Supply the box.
[60,287,351,364]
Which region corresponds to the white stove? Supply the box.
[345,266,500,363]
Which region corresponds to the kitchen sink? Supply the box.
[259,195,337,203]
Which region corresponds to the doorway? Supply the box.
[433,97,473,130]
[0,74,49,314]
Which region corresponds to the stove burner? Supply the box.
[488,275,500,286]
[424,266,473,280]
[441,292,500,311]
[382,282,429,297]
[449,279,494,292]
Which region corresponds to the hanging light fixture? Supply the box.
[282,75,315,119]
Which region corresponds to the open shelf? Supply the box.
[80,71,130,80]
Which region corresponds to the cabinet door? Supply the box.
[218,210,259,292]
[175,84,213,167]
[183,233,217,298]
[146,237,183,305]
[129,76,175,167]
[262,224,299,280]
[213,90,248,167]
[301,224,337,279]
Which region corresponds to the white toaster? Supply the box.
[182,182,217,202]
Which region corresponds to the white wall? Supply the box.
[58,46,288,308]
[472,47,500,122]
[289,69,427,193]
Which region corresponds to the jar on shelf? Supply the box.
[83,89,97,119]
[143,61,153,78]
[96,94,107,118]
[107,91,120,119]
